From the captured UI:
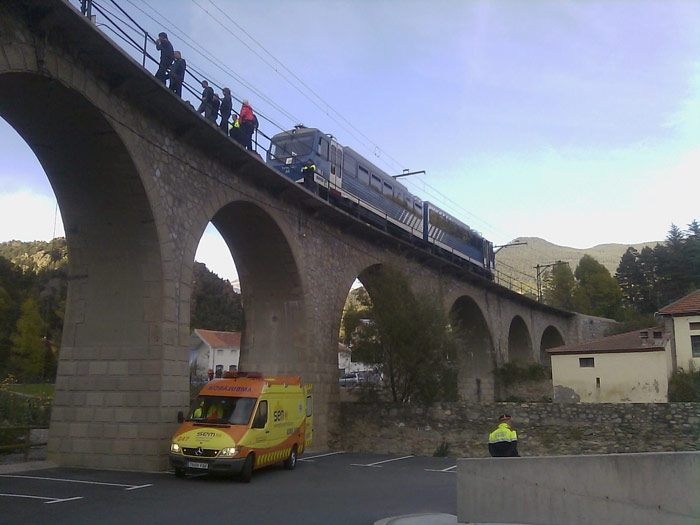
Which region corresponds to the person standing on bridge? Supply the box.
[488,413,520,457]
[168,50,186,97]
[209,93,221,123]
[238,99,256,150]
[219,88,232,132]
[198,80,215,120]
[154,32,174,84]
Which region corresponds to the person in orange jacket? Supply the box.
[238,100,257,150]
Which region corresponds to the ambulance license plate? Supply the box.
[187,461,208,470]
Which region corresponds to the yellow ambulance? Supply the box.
[169,372,312,482]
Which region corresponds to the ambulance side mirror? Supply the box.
[177,411,184,423]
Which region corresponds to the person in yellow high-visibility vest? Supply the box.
[488,413,520,457]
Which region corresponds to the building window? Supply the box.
[653,331,662,339]
[579,357,595,367]
[596,377,601,388]
[692,335,700,358]
[689,322,700,331]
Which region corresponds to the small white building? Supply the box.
[189,329,241,381]
[548,327,670,403]
[657,289,700,372]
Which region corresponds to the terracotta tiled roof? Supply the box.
[657,289,700,315]
[547,327,667,355]
[194,329,241,348]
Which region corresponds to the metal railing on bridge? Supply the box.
[77,0,280,158]
[75,0,543,302]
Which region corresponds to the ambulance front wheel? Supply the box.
[284,445,297,470]
[240,453,254,483]
[174,467,185,478]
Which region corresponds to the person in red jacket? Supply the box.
[238,100,257,150]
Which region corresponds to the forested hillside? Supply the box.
[495,236,660,292]
[0,239,242,381]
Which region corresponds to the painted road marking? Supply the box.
[0,493,83,504]
[0,475,152,491]
[352,455,414,467]
[298,451,345,462]
[424,465,457,473]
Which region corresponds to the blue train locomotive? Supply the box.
[266,126,495,278]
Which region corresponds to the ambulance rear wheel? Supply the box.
[240,453,254,483]
[284,446,297,470]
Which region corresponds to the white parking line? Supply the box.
[352,455,414,467]
[0,493,84,504]
[424,465,457,473]
[0,474,152,491]
[298,451,345,462]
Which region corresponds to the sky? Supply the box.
[1,0,699,283]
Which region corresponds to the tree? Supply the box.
[10,297,46,381]
[574,255,622,319]
[615,247,643,308]
[349,267,456,404]
[544,263,576,310]
[190,262,242,331]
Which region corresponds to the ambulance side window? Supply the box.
[306,396,312,417]
[252,400,268,429]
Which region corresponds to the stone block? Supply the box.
[88,361,108,375]
[107,360,129,376]
[4,43,26,70]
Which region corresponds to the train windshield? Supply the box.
[269,133,315,163]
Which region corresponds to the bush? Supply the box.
[0,375,52,426]
[668,368,700,402]
[493,362,551,387]
[433,440,449,457]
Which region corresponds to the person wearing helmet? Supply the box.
[488,413,520,457]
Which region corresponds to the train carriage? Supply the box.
[266,126,495,279]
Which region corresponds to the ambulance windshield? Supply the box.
[188,395,257,425]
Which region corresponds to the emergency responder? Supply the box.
[193,400,205,418]
[301,159,316,192]
[207,401,224,420]
[488,413,520,457]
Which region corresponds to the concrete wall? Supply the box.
[457,452,700,525]
[551,350,669,403]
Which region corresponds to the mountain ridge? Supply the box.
[495,236,663,291]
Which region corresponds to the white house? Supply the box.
[656,289,700,373]
[548,327,670,403]
[189,329,241,381]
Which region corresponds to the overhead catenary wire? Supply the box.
[78,0,530,289]
[196,0,404,175]
[125,0,302,128]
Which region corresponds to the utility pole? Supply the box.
[534,260,566,303]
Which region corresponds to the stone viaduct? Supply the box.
[0,0,611,471]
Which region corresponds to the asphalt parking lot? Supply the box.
[0,452,457,525]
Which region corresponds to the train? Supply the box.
[265,126,495,279]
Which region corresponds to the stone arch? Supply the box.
[0,72,165,469]
[209,200,303,373]
[539,325,565,366]
[449,296,495,402]
[508,315,534,363]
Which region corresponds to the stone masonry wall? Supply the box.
[333,402,700,458]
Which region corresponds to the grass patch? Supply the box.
[6,383,55,399]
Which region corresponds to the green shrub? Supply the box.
[433,440,449,457]
[494,362,551,387]
[668,368,700,402]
